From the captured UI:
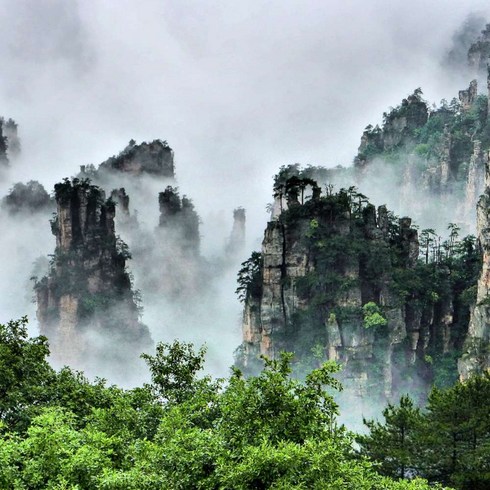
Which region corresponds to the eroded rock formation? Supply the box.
[35,178,152,379]
[158,185,200,253]
[459,154,490,378]
[355,90,428,168]
[236,174,480,404]
[345,78,490,231]
[459,79,478,110]
[225,207,246,257]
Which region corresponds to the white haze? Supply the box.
[1,0,490,384]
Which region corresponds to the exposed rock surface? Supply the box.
[355,91,428,168]
[237,174,480,404]
[0,121,8,166]
[2,118,20,159]
[35,178,152,379]
[459,79,478,110]
[459,155,490,378]
[340,78,490,232]
[110,187,138,230]
[225,207,246,257]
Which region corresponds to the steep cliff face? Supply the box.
[35,178,152,379]
[356,91,428,167]
[346,78,490,231]
[459,155,490,378]
[110,187,138,230]
[459,79,478,110]
[237,173,480,401]
[225,207,246,258]
[2,118,20,159]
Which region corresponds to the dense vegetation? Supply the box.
[359,374,490,489]
[0,317,445,489]
[1,181,52,214]
[238,176,480,394]
[357,87,490,196]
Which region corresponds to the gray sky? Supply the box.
[1,0,490,378]
[2,0,490,249]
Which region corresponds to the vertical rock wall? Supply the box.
[226,207,246,257]
[236,186,425,400]
[459,154,490,378]
[35,178,152,378]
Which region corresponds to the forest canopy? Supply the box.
[0,317,451,489]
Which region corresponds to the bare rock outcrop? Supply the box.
[236,180,424,400]
[0,117,20,166]
[225,207,246,257]
[459,79,478,110]
[237,167,481,407]
[459,155,490,378]
[35,178,152,379]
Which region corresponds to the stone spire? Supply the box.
[35,178,152,379]
[226,207,246,256]
[458,79,478,111]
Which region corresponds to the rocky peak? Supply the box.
[225,207,246,256]
[1,181,52,214]
[99,139,175,178]
[356,90,428,165]
[399,217,419,267]
[458,79,478,111]
[0,121,8,166]
[3,118,20,159]
[237,167,481,406]
[52,178,116,251]
[347,81,490,230]
[35,178,152,380]
[158,186,200,253]
[111,188,130,215]
[236,178,422,397]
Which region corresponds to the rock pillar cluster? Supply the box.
[236,183,424,400]
[35,178,152,376]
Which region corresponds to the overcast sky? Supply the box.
[1,0,490,249]
[2,0,490,379]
